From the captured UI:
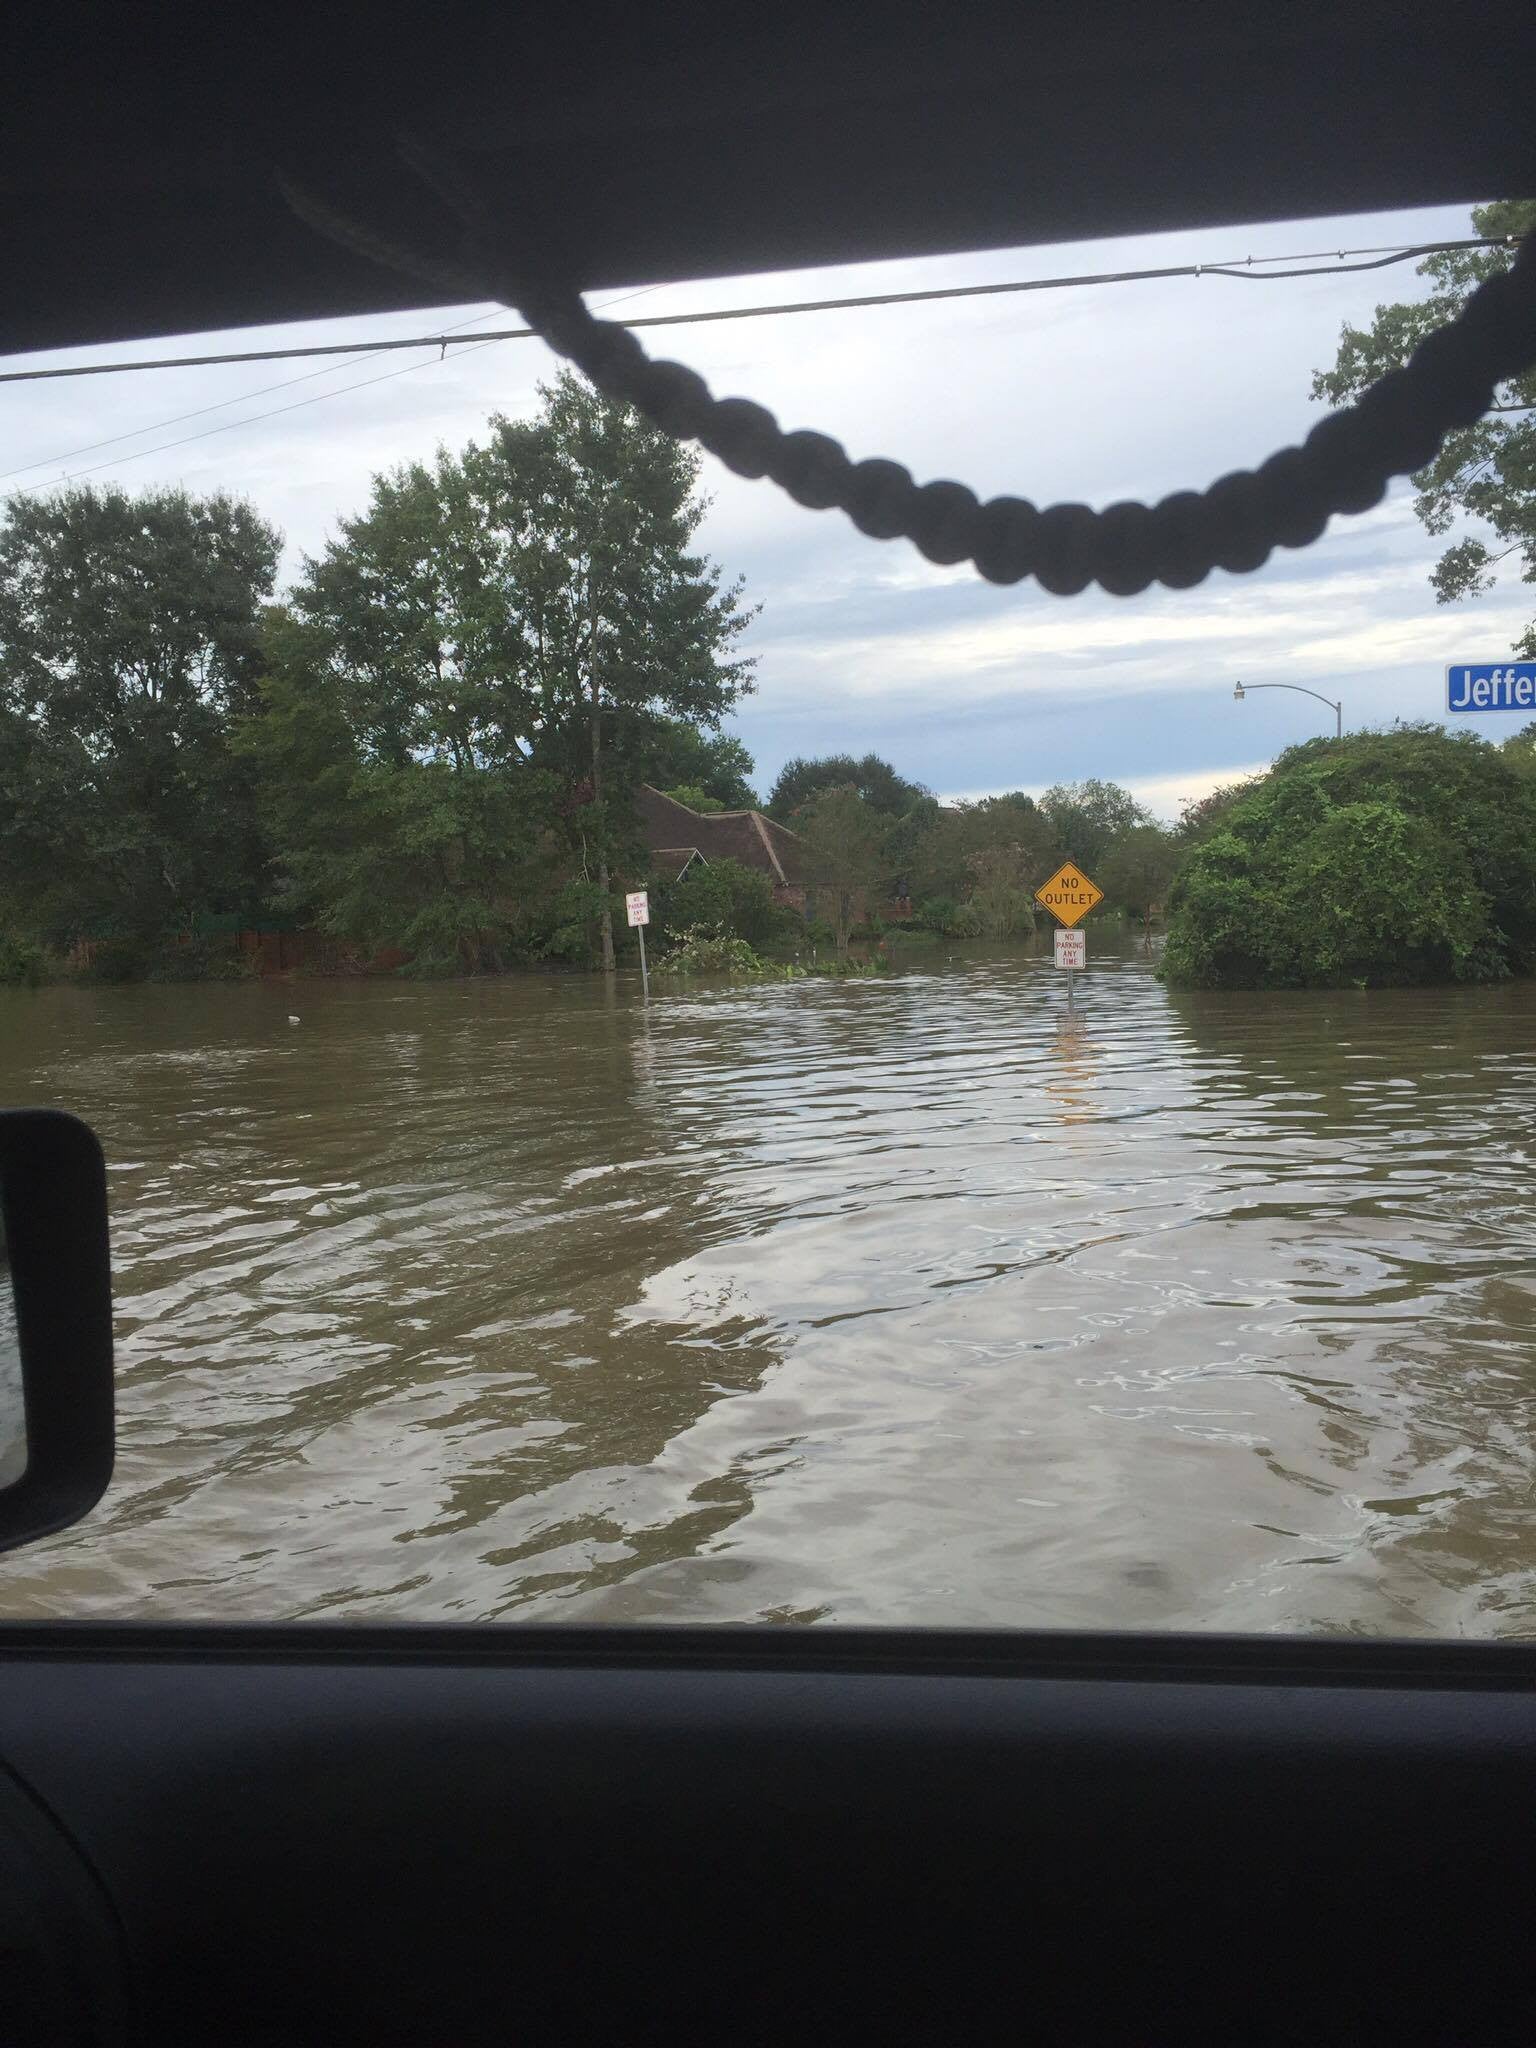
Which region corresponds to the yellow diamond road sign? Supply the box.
[1035,860,1103,928]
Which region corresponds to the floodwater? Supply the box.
[1,947,1533,1636]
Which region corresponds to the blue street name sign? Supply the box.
[1446,663,1536,713]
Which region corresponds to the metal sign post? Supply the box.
[1035,862,1100,1012]
[625,890,651,997]
[1054,926,1086,1008]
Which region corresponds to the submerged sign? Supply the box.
[1446,664,1536,713]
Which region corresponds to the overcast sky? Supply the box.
[4,201,1530,816]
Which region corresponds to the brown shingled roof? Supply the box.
[652,847,704,883]
[636,787,806,886]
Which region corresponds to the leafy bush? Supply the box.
[0,933,49,986]
[1099,824,1180,928]
[51,935,261,983]
[73,937,147,983]
[653,923,897,980]
[655,924,765,975]
[143,940,258,983]
[397,951,474,980]
[805,954,892,977]
[200,947,259,983]
[661,783,725,813]
[916,895,984,938]
[656,857,782,947]
[1162,726,1536,989]
[530,878,607,964]
[964,846,1036,938]
[1175,779,1259,844]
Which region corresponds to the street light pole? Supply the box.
[1232,679,1343,739]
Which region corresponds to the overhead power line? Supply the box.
[6,282,670,498]
[11,342,505,496]
[0,304,521,486]
[0,238,1510,390]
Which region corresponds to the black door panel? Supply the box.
[0,1628,1533,2044]
[0,1757,123,2046]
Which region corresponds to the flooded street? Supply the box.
[1,950,1533,1635]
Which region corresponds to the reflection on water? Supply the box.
[0,948,1533,1634]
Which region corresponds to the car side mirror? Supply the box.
[0,1110,114,1555]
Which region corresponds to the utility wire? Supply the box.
[0,304,516,485]
[12,344,500,496]
[0,238,1510,390]
[7,282,670,498]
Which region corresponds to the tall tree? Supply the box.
[795,786,890,957]
[0,485,279,951]
[241,608,566,971]
[1100,824,1179,933]
[637,717,758,809]
[257,373,755,969]
[1175,779,1258,845]
[963,846,1038,939]
[1037,780,1153,872]
[767,752,928,822]
[905,792,1052,905]
[1312,201,1536,652]
[461,374,755,967]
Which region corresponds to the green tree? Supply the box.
[1038,779,1153,872]
[1100,824,1180,932]
[1312,200,1536,652]
[655,857,781,947]
[638,717,758,808]
[1161,725,1536,989]
[0,684,78,951]
[0,485,279,956]
[250,373,755,970]
[240,610,563,972]
[662,784,725,813]
[964,845,1037,938]
[795,786,890,958]
[1175,779,1259,844]
[767,751,928,822]
[461,374,755,969]
[906,792,1053,905]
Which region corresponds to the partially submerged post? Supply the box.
[626,890,651,998]
[1054,925,1086,1006]
[1034,860,1103,1010]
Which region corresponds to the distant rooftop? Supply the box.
[637,787,807,888]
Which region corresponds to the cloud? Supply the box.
[941,762,1269,821]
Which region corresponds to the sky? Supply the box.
[3,201,1531,818]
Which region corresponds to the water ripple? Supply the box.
[1,952,1533,1635]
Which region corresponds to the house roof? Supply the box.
[637,787,807,888]
[652,847,704,883]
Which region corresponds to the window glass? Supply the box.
[2,200,1533,1632]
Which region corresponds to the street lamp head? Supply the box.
[1233,682,1245,701]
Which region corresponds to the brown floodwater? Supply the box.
[1,946,1533,1634]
